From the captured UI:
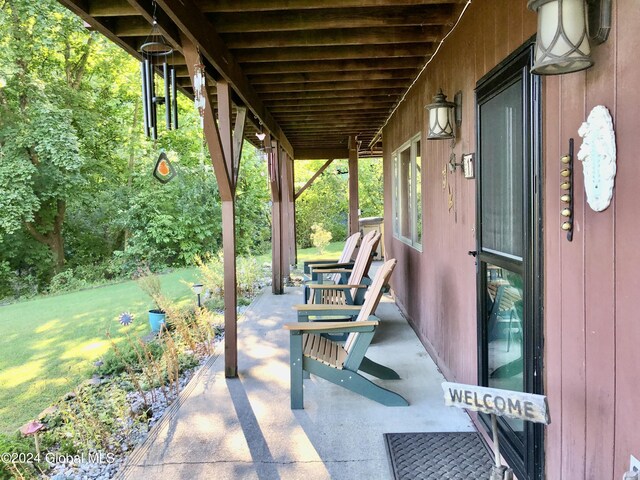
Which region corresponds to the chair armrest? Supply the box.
[302,259,339,274]
[309,262,354,271]
[307,268,352,275]
[307,283,367,290]
[293,304,361,313]
[283,320,378,333]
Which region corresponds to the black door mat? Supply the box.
[384,432,494,479]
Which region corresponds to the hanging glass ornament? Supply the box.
[193,62,206,127]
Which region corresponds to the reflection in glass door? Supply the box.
[476,42,543,480]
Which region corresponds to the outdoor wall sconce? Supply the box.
[426,89,460,140]
[528,0,612,75]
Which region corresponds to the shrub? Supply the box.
[96,339,165,376]
[0,432,39,479]
[136,269,166,312]
[310,223,332,254]
[195,253,264,298]
[48,269,87,293]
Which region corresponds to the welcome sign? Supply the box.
[442,382,550,425]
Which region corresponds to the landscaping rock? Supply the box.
[63,391,77,401]
[38,405,59,419]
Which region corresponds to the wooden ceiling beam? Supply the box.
[223,26,442,49]
[115,16,155,36]
[264,96,397,108]
[294,149,349,160]
[59,0,139,58]
[210,5,454,33]
[260,88,406,101]
[274,108,393,117]
[281,122,386,130]
[89,0,137,16]
[124,1,182,53]
[155,0,293,157]
[234,43,435,63]
[248,69,417,85]
[254,79,410,94]
[241,57,423,75]
[196,0,463,13]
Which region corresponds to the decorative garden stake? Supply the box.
[118,312,134,326]
[153,151,177,184]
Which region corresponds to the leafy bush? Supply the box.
[0,432,39,480]
[195,253,264,298]
[96,339,165,376]
[48,269,87,293]
[310,224,332,254]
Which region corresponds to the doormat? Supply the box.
[384,432,494,479]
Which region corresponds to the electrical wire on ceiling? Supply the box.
[368,0,473,149]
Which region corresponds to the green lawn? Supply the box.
[0,268,199,433]
[0,242,344,434]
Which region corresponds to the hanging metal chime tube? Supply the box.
[147,60,157,140]
[171,67,178,130]
[163,61,171,129]
[140,62,150,137]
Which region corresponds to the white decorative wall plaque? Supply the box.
[577,105,616,212]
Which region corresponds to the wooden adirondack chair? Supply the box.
[305,230,381,305]
[302,232,360,284]
[284,259,408,409]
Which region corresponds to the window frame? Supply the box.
[391,133,422,251]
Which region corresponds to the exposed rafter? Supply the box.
[155,0,293,157]
[60,0,465,158]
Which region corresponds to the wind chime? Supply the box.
[140,4,178,140]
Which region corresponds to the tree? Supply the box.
[0,0,94,272]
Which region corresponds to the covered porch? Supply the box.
[116,275,472,479]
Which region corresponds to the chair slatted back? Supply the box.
[344,258,396,353]
[328,232,360,284]
[346,230,380,299]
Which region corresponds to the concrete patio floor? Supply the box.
[117,282,474,480]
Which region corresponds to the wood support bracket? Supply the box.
[294,159,334,200]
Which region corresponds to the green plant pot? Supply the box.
[148,309,166,333]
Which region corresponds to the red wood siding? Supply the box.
[383,1,639,478]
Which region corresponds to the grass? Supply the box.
[0,242,345,434]
[0,268,199,434]
[255,241,346,268]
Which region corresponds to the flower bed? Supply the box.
[0,306,222,480]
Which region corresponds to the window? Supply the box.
[392,134,422,249]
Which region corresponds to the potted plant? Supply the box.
[136,271,166,333]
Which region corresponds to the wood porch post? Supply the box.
[283,153,297,268]
[348,136,360,236]
[268,136,284,294]
[217,79,239,378]
[182,35,242,378]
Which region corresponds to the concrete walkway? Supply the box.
[117,286,473,480]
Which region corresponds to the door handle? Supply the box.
[468,250,478,257]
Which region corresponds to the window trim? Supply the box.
[391,133,422,251]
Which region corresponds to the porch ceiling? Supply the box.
[59,0,466,159]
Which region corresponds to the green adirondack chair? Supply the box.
[302,231,360,283]
[305,230,381,306]
[284,259,408,409]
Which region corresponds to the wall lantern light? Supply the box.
[528,0,611,75]
[426,89,460,140]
